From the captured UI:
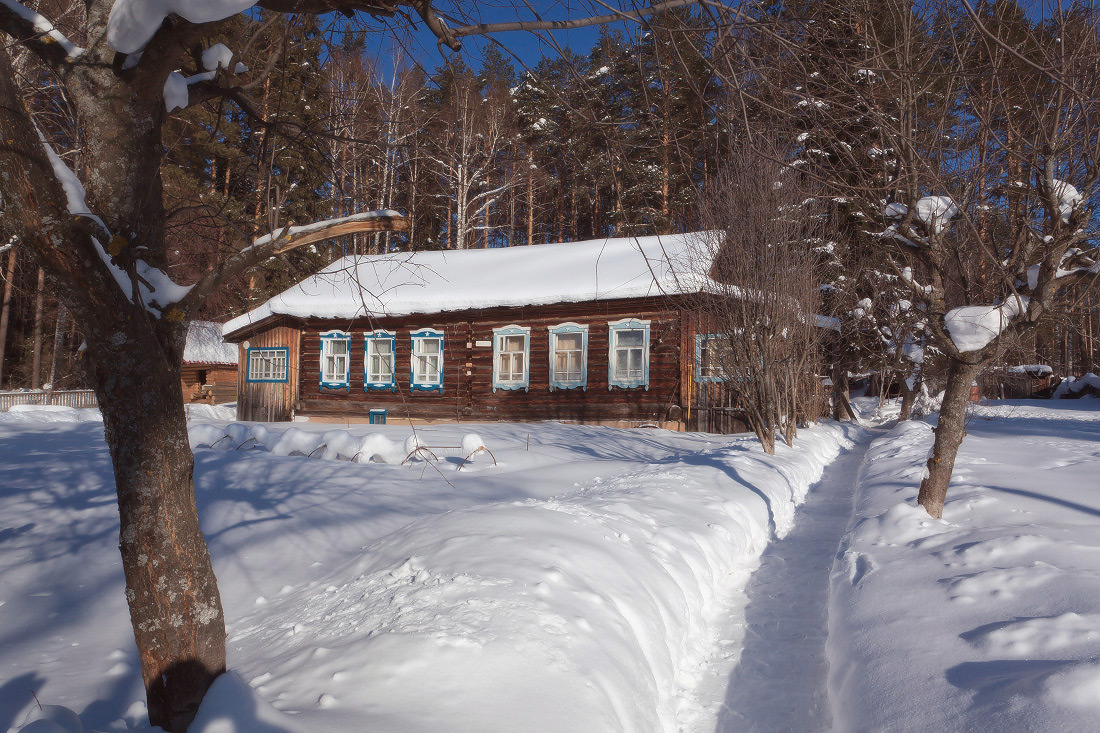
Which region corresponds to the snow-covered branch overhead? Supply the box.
[0,0,84,63]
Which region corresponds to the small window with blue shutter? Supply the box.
[608,318,650,390]
[319,330,351,390]
[548,322,588,391]
[364,330,397,391]
[695,333,731,382]
[410,328,444,392]
[492,325,530,392]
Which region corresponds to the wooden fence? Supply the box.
[0,389,99,411]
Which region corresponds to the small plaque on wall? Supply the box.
[474,340,491,347]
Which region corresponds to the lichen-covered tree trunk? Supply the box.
[917,359,982,518]
[88,327,227,730]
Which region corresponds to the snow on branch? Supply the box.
[38,130,192,317]
[106,0,257,54]
[179,210,409,315]
[248,211,409,254]
[164,45,248,112]
[0,0,84,63]
[944,296,1028,354]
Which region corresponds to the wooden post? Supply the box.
[31,267,45,389]
[0,245,17,387]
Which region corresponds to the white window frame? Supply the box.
[246,347,288,383]
[695,333,730,382]
[410,328,444,392]
[364,330,397,391]
[492,325,531,392]
[608,318,650,390]
[319,330,351,390]
[548,322,588,391]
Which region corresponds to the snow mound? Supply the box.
[0,405,103,423]
[1054,373,1100,398]
[16,705,95,733]
[186,423,418,464]
[190,671,302,733]
[852,501,951,546]
[186,402,237,421]
[355,433,404,464]
[229,424,852,731]
[271,428,323,457]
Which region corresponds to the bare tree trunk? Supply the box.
[898,378,915,421]
[917,359,982,519]
[48,303,69,388]
[0,245,16,387]
[527,152,534,245]
[832,360,854,421]
[31,267,45,389]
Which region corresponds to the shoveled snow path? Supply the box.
[711,428,876,731]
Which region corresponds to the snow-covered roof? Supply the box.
[225,234,714,337]
[184,321,238,365]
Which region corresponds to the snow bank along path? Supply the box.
[828,401,1100,731]
[0,410,852,732]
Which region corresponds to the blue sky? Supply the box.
[348,0,625,80]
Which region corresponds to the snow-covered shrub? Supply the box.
[461,433,486,456]
[356,433,404,464]
[271,427,324,457]
[187,424,227,449]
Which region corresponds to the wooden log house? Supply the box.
[223,234,750,432]
[181,320,238,405]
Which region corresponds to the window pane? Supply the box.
[558,333,581,351]
[617,329,643,347]
[421,339,440,355]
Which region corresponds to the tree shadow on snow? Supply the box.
[945,658,1077,709]
[0,672,47,732]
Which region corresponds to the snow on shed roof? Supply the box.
[225,234,713,337]
[184,321,238,365]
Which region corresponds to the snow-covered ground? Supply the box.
[829,399,1100,731]
[0,406,851,732]
[4,398,1098,732]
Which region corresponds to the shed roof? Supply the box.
[224,234,714,338]
[184,321,238,365]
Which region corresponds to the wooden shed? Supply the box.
[181,320,238,405]
[223,234,751,431]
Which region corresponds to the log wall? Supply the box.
[271,297,686,426]
[235,326,300,422]
[181,365,237,405]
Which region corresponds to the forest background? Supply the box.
[0,1,1095,393]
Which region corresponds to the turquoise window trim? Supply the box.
[548,322,588,391]
[410,328,444,392]
[364,329,397,392]
[607,318,650,391]
[245,347,289,383]
[319,330,351,391]
[492,325,531,393]
[695,333,730,383]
